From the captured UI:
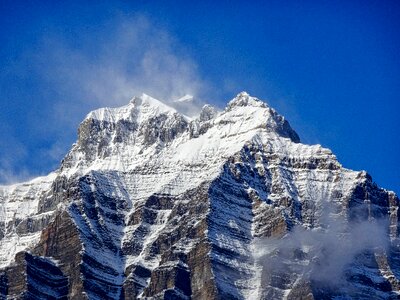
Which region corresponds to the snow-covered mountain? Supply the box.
[0,92,399,299]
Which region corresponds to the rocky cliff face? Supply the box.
[0,92,399,299]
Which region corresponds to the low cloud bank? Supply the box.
[254,203,390,289]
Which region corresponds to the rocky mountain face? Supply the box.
[0,92,399,299]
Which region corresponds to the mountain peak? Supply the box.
[226,91,267,110]
[86,93,180,124]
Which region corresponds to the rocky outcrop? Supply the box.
[0,92,398,299]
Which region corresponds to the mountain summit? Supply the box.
[0,93,399,299]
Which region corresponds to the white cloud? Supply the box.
[254,199,389,292]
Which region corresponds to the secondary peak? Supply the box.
[226,91,267,110]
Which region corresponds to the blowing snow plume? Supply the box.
[37,14,215,113]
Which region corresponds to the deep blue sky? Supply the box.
[0,1,399,193]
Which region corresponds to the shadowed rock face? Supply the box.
[0,92,399,299]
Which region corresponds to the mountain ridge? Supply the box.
[0,92,399,299]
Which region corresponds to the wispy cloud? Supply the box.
[38,14,216,111]
[254,199,389,292]
[0,136,31,184]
